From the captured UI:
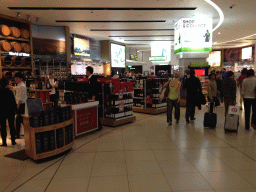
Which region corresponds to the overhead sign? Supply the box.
[190,62,209,67]
[174,18,213,54]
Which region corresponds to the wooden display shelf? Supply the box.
[34,142,74,160]
[133,107,167,114]
[0,13,33,79]
[0,35,30,42]
[101,116,136,127]
[23,117,74,160]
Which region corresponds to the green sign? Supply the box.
[190,62,209,67]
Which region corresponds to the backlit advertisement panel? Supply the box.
[174,18,213,54]
[207,51,221,67]
[111,43,125,68]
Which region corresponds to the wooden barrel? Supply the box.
[21,43,31,53]
[1,56,12,66]
[10,42,22,52]
[21,57,31,66]
[20,29,30,39]
[0,40,12,51]
[10,27,21,38]
[11,56,22,66]
[0,25,11,36]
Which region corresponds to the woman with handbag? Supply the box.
[163,72,181,125]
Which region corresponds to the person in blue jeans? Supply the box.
[164,72,181,125]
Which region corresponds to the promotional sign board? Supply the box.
[174,18,213,54]
[151,43,171,62]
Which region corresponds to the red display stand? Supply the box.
[61,101,99,137]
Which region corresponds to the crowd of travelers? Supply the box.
[165,68,256,130]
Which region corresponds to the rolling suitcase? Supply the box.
[224,105,240,133]
[224,114,239,133]
[204,112,217,128]
[204,102,217,128]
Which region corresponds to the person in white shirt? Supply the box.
[49,72,58,107]
[8,72,27,138]
[242,69,256,130]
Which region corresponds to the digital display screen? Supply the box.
[111,43,125,68]
[242,47,252,60]
[71,65,86,75]
[74,37,90,57]
[194,69,205,76]
[207,51,221,67]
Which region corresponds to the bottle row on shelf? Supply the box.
[35,124,73,154]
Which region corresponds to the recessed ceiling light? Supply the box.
[218,32,221,34]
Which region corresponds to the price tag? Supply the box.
[118,93,123,100]
[119,102,124,112]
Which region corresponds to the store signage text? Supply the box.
[174,18,213,54]
[8,52,30,57]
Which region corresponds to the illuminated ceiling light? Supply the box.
[204,0,224,32]
[218,32,221,34]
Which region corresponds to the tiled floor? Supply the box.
[1,102,256,191]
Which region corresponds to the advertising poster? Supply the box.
[174,18,213,54]
[74,37,90,57]
[207,51,221,67]
[151,43,171,62]
[111,43,126,68]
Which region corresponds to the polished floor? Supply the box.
[1,102,256,192]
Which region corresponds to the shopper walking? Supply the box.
[184,70,202,123]
[237,68,247,109]
[164,72,181,125]
[0,78,17,146]
[207,73,218,113]
[242,69,256,130]
[221,71,237,115]
[8,72,27,138]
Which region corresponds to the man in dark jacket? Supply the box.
[0,78,17,146]
[86,66,102,130]
[184,70,202,123]
[221,71,237,115]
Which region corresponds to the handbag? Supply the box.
[200,92,206,105]
[164,82,170,98]
[159,88,166,100]
[214,96,220,107]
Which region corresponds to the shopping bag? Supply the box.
[159,88,166,100]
